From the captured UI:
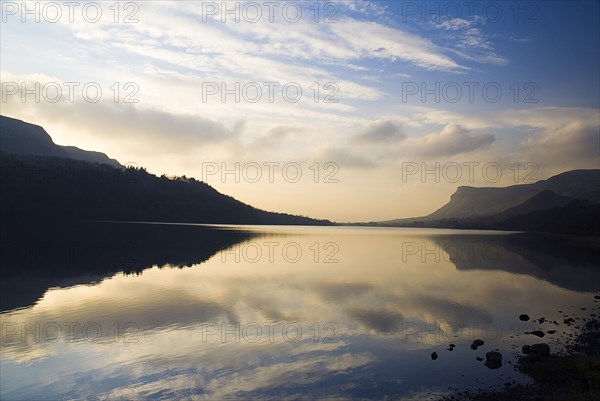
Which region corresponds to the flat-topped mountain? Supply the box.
[376,169,600,234]
[426,170,599,221]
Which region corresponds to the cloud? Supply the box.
[317,147,375,169]
[431,17,508,65]
[453,27,508,65]
[354,120,406,144]
[519,121,600,172]
[436,18,475,31]
[400,124,495,157]
[344,0,388,16]
[377,107,598,180]
[331,20,464,71]
[249,125,306,150]
[498,107,600,130]
[1,88,240,156]
[57,2,466,74]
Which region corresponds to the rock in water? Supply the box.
[519,314,530,321]
[529,343,550,357]
[530,330,545,338]
[431,352,438,360]
[487,351,502,361]
[521,343,551,363]
[484,351,502,369]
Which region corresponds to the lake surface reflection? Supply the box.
[1,222,599,400]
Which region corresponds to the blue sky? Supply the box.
[1,0,598,220]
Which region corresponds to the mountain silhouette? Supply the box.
[0,115,332,225]
[425,169,599,220]
[494,190,576,220]
[2,114,598,233]
[498,199,600,234]
[0,115,121,167]
[373,170,600,234]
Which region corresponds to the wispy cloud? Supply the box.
[430,17,508,65]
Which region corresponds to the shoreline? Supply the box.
[438,295,600,400]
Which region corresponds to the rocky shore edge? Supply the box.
[438,295,600,401]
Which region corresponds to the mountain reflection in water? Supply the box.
[1,223,598,400]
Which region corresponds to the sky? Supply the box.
[1,0,599,222]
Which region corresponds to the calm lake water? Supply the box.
[1,222,599,400]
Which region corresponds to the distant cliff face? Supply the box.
[426,170,600,220]
[0,115,122,168]
[377,169,600,234]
